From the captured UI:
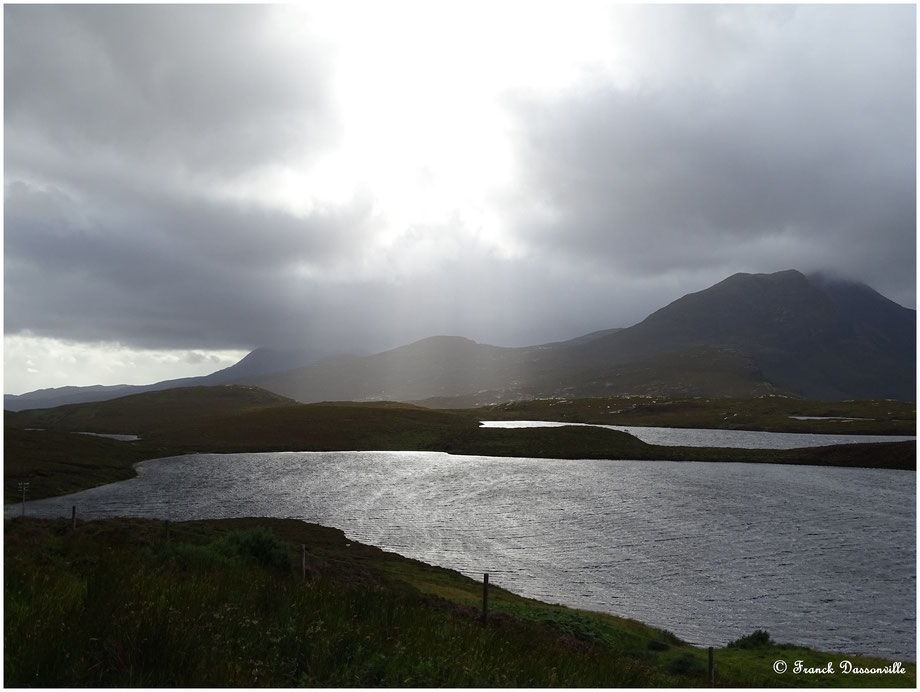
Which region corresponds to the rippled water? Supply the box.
[10,450,915,660]
[479,420,916,449]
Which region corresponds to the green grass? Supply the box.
[6,517,913,688]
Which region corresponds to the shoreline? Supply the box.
[4,423,915,505]
[5,514,915,687]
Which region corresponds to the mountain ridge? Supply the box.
[6,270,915,410]
[240,269,915,404]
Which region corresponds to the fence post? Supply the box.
[481,573,489,625]
[708,646,714,686]
[71,505,76,530]
[17,481,29,517]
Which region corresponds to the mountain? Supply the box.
[204,346,332,382]
[3,346,328,411]
[7,270,914,411]
[564,270,916,400]
[244,336,530,404]
[242,270,915,404]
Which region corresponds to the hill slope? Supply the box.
[6,384,296,437]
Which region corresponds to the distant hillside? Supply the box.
[4,383,144,412]
[244,336,533,404]
[243,270,915,403]
[5,385,296,437]
[4,346,327,411]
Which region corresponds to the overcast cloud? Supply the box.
[4,3,916,393]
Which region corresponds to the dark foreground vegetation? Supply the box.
[4,387,915,503]
[5,517,914,688]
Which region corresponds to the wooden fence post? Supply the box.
[17,481,29,517]
[481,573,489,625]
[71,505,76,530]
[708,646,714,686]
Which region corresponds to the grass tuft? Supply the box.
[728,628,775,649]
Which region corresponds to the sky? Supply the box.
[4,2,916,395]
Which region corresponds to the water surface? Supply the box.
[76,432,141,442]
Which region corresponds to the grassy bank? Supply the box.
[3,428,173,503]
[470,396,916,435]
[5,517,913,688]
[438,425,915,469]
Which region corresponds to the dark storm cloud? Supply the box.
[501,4,916,307]
[4,177,375,348]
[5,4,373,351]
[5,4,334,176]
[4,3,916,374]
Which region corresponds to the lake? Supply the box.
[9,448,915,660]
[479,420,916,448]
